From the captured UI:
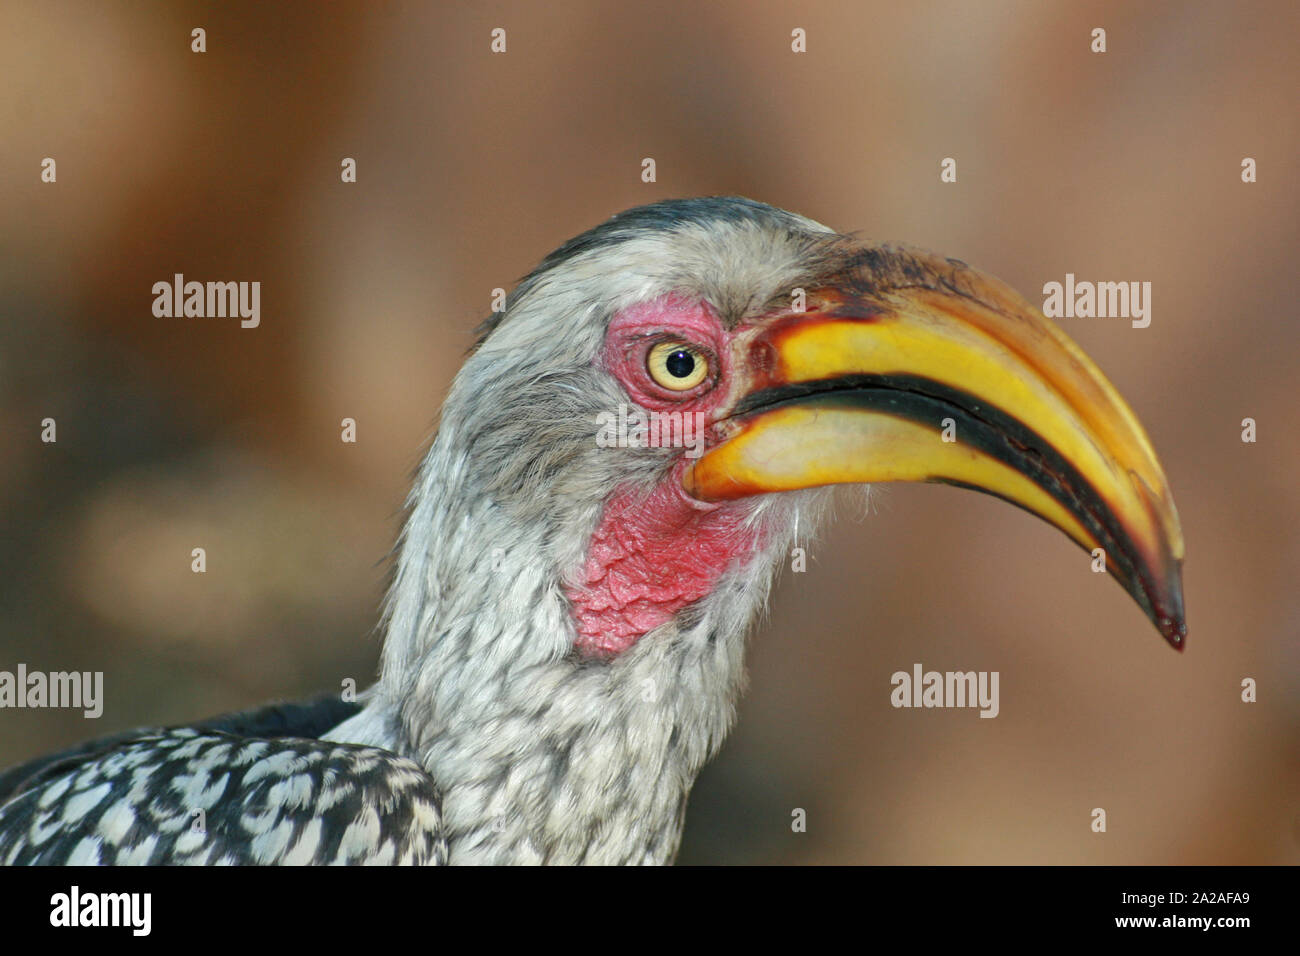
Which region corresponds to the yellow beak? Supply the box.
[684,244,1187,648]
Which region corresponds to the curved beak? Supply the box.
[684,244,1187,648]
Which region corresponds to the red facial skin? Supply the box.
[564,297,767,659]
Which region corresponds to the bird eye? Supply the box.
[646,341,709,391]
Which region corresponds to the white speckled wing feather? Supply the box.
[0,728,446,865]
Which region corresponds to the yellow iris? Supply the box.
[646,342,708,391]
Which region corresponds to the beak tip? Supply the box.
[1151,579,1187,651]
[1161,619,1188,652]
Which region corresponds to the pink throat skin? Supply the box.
[566,295,762,659]
[565,468,763,659]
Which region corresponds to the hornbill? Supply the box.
[0,197,1185,865]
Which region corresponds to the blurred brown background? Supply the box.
[1,1,1296,864]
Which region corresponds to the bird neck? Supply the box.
[331,429,794,863]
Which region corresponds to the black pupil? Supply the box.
[665,349,695,379]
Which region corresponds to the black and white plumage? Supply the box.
[0,197,1186,865]
[0,698,446,865]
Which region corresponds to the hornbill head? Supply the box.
[366,196,1185,862]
